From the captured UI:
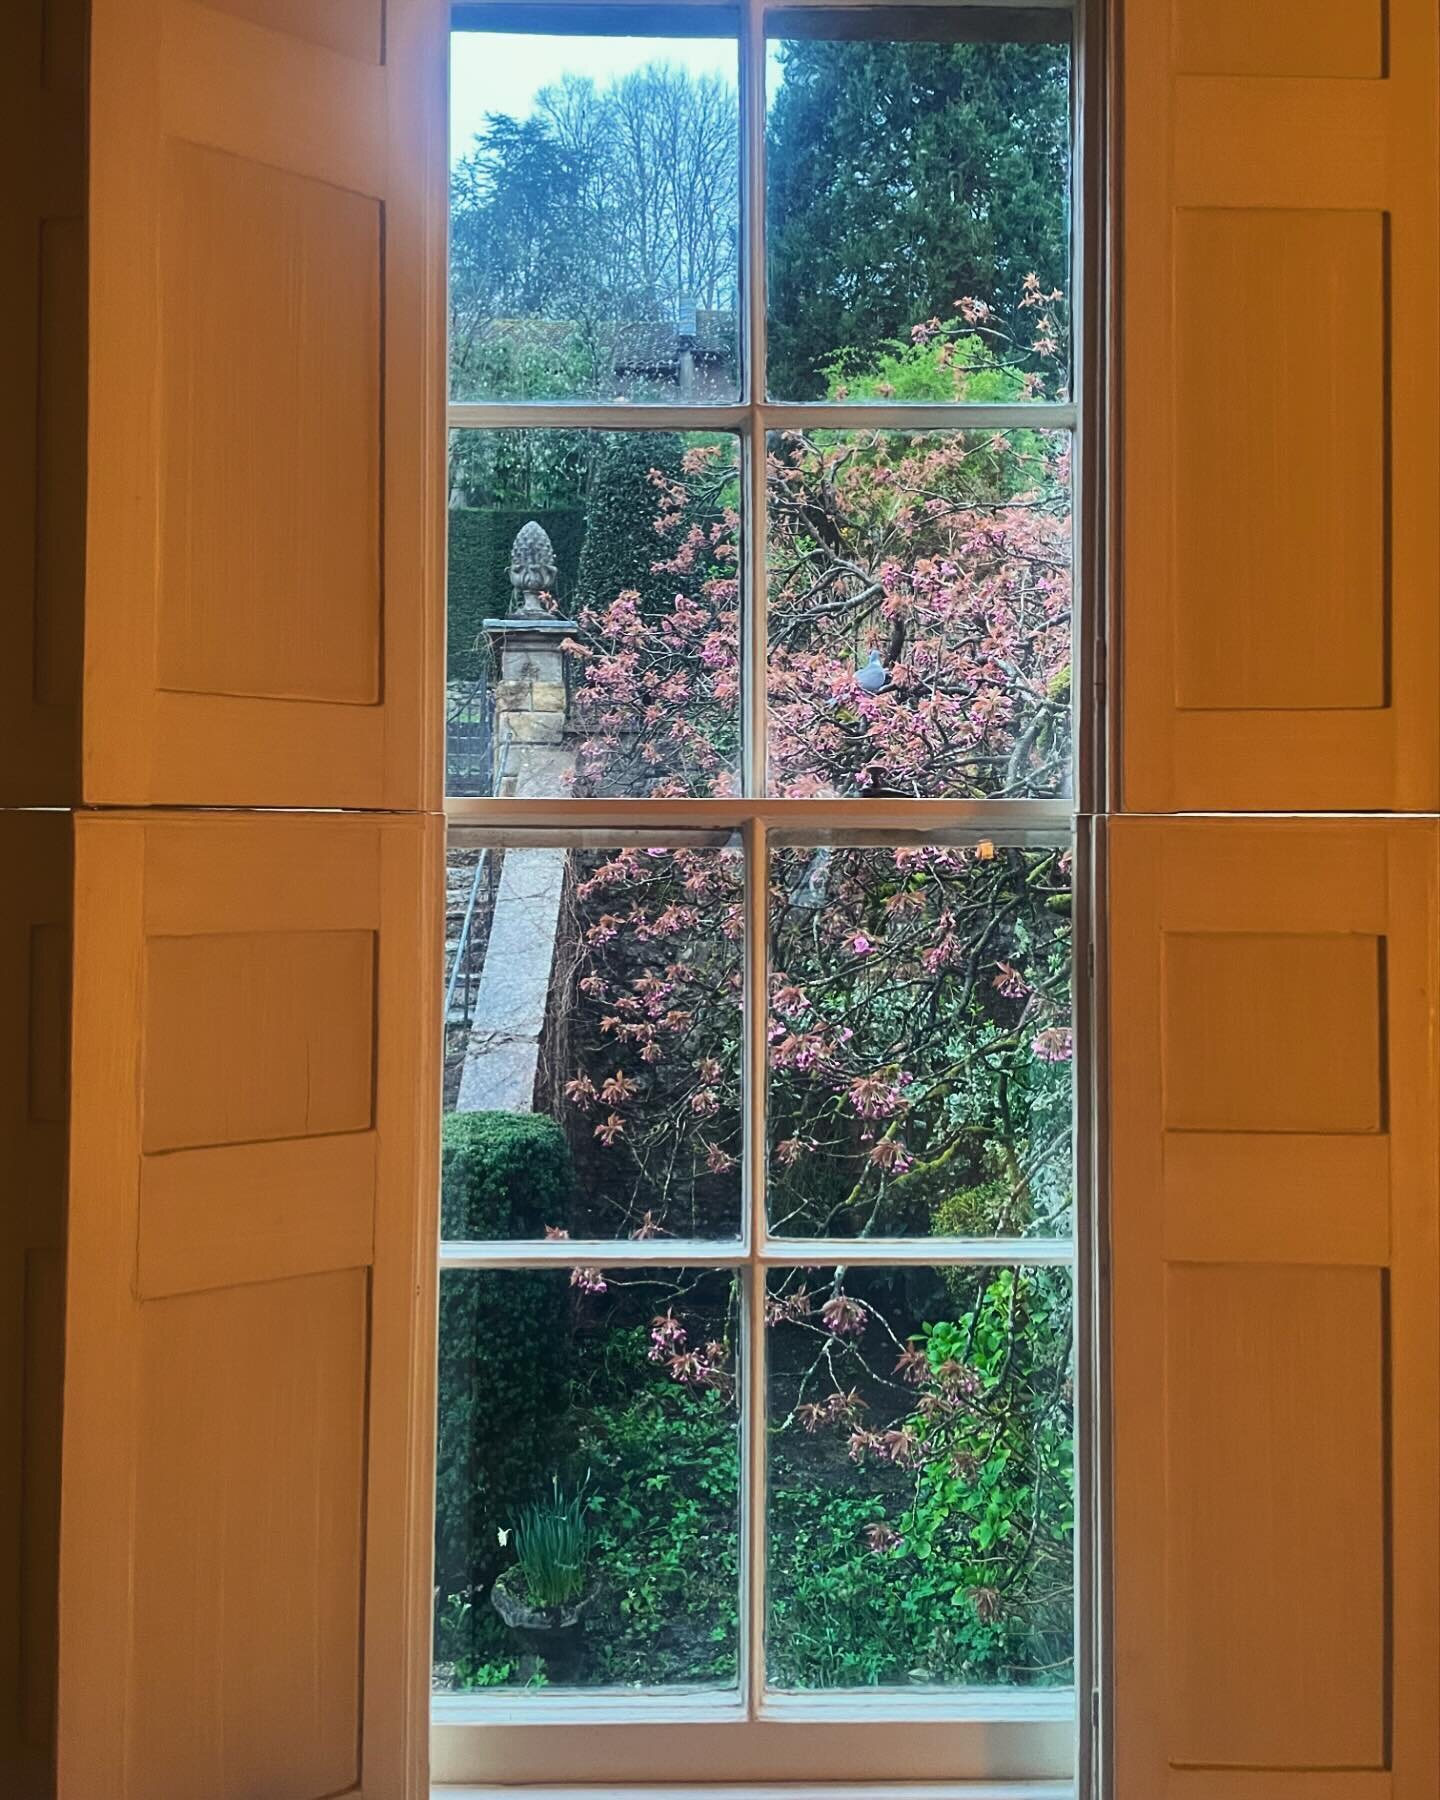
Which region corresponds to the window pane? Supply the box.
[447,429,740,800]
[765,20,1070,402]
[435,1267,740,1693]
[767,427,1072,800]
[443,841,744,1241]
[766,1263,1074,1688]
[451,26,740,403]
[768,844,1072,1239]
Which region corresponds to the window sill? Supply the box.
[434,1785,1075,1799]
[432,1703,1075,1788]
[432,1687,1074,1729]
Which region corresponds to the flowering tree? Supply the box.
[441,297,1075,1691]
[553,300,1072,1248]
[563,288,1070,803]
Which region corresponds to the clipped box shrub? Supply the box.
[434,1111,575,1604]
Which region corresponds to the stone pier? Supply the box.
[455,590,579,1114]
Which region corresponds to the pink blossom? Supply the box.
[820,1293,868,1337]
[1031,1027,1073,1063]
[866,1137,912,1173]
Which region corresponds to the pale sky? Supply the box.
[450,31,751,166]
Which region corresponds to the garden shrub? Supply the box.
[447,504,586,680]
[434,1112,574,1612]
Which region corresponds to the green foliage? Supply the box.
[766,38,1070,399]
[575,433,687,618]
[825,332,1026,406]
[768,1483,909,1688]
[575,1333,739,1686]
[434,1113,573,1614]
[438,1266,1071,1693]
[765,1263,1073,1690]
[897,1269,1074,1680]
[447,505,586,681]
[512,1477,595,1609]
[932,1179,1012,1240]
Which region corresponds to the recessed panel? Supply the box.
[40,0,88,89]
[33,215,84,708]
[199,0,383,64]
[157,142,382,705]
[1167,1264,1387,1769]
[26,923,68,1124]
[1173,0,1384,78]
[143,929,376,1152]
[1163,931,1383,1133]
[1173,209,1386,711]
[128,1271,366,1799]
[20,1248,63,1750]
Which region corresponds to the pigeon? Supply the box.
[855,649,888,693]
[788,847,832,909]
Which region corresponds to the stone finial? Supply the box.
[509,520,559,618]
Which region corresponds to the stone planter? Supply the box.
[490,1568,597,1675]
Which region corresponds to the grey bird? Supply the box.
[855,649,888,693]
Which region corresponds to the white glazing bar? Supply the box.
[758,1234,1075,1267]
[447,401,1075,433]
[742,1258,767,1717]
[758,402,1076,432]
[741,423,769,802]
[439,1239,752,1270]
[739,0,769,801]
[439,1236,1073,1270]
[770,0,1073,9]
[445,796,1077,835]
[740,808,770,1714]
[447,403,749,432]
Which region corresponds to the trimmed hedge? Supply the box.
[434,1111,575,1601]
[574,431,685,619]
[447,506,586,681]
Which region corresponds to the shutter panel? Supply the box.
[1108,817,1439,1800]
[1121,0,1440,810]
[58,812,440,1799]
[0,0,86,804]
[84,0,445,807]
[0,816,70,1798]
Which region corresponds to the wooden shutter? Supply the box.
[1120,0,1440,810]
[47,2,447,1794]
[84,0,445,807]
[0,816,71,1799]
[58,812,440,1799]
[1108,817,1439,1799]
[0,0,86,805]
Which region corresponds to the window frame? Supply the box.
[436,0,1106,1786]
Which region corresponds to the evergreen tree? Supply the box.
[765,36,1070,399]
[575,432,688,616]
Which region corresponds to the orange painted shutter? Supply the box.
[0,0,86,804]
[0,816,71,1799]
[1121,0,1440,810]
[49,2,446,1796]
[58,813,441,1799]
[84,0,446,807]
[1108,818,1440,1800]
